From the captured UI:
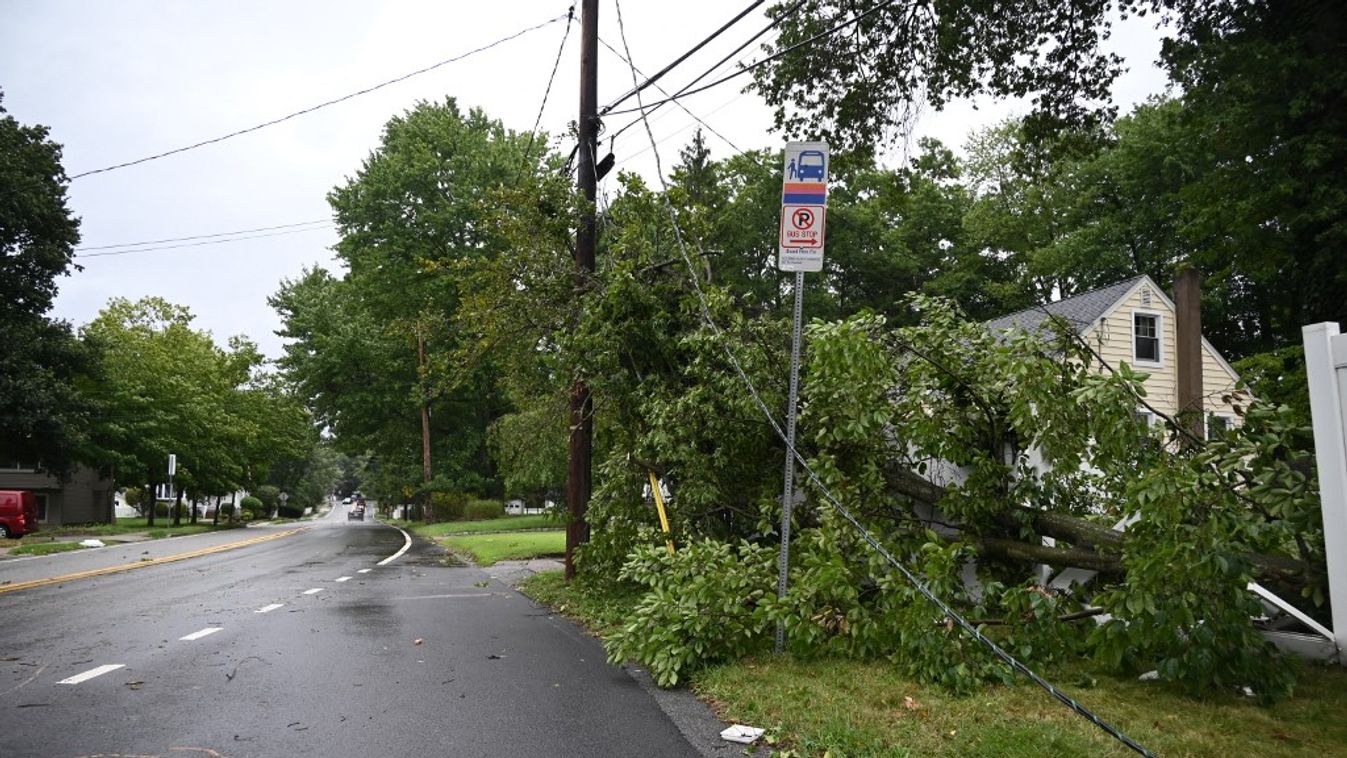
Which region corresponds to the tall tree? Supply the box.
[0,91,90,475]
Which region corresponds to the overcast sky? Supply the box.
[1,1,1172,358]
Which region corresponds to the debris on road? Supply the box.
[720,724,765,744]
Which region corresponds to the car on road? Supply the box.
[342,496,352,504]
[347,506,363,520]
[0,490,40,539]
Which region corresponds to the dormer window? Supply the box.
[1133,312,1161,363]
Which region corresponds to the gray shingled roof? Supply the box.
[984,275,1147,336]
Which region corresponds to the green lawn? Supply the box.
[38,517,241,537]
[405,514,561,537]
[9,541,88,556]
[520,570,1347,758]
[439,531,565,566]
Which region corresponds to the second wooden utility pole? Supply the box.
[566,0,598,580]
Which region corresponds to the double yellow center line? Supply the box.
[0,528,303,596]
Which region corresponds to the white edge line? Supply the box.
[179,627,223,641]
[57,663,125,684]
[255,603,285,614]
[376,527,413,566]
[303,588,323,595]
[335,576,352,583]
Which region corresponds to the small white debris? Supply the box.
[1138,670,1159,681]
[79,539,105,548]
[720,724,765,744]
[1241,686,1257,697]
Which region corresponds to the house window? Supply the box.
[34,493,49,522]
[1133,312,1161,363]
[1206,414,1232,441]
[1133,409,1155,427]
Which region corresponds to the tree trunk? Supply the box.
[172,487,184,526]
[147,481,156,527]
[884,463,1312,586]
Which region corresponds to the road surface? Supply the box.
[0,505,734,757]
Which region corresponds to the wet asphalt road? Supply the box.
[0,507,717,757]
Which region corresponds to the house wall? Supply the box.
[0,465,113,525]
[1083,281,1243,423]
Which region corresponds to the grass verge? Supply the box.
[401,514,562,537]
[9,541,87,556]
[438,531,565,566]
[518,569,1347,758]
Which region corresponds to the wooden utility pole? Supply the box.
[417,331,433,521]
[566,0,598,580]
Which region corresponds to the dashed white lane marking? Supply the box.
[256,603,285,614]
[377,527,413,566]
[303,588,323,595]
[58,664,125,684]
[357,568,372,574]
[335,576,352,583]
[180,627,223,641]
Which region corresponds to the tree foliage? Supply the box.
[0,91,91,475]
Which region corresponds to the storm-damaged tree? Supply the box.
[606,297,1318,700]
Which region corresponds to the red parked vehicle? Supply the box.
[0,490,40,539]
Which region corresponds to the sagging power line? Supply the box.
[610,0,1154,753]
[604,0,900,118]
[75,219,331,252]
[70,10,572,180]
[77,222,333,258]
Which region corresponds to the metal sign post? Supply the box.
[775,141,828,653]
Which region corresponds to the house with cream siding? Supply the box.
[986,274,1245,437]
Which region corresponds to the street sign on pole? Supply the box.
[775,141,828,652]
[778,141,829,273]
[167,454,176,478]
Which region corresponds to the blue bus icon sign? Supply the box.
[797,150,826,181]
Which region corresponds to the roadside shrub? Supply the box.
[153,502,171,518]
[239,496,262,520]
[220,503,235,517]
[605,538,778,687]
[277,503,305,518]
[465,499,505,520]
[255,485,280,515]
[430,492,468,522]
[122,487,145,512]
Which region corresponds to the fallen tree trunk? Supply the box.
[882,460,1313,586]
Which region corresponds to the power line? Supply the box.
[612,90,747,166]
[597,36,742,154]
[75,219,331,251]
[601,0,768,118]
[77,223,333,258]
[69,11,571,180]
[612,2,1154,755]
[520,5,577,180]
[605,0,899,118]
[605,0,805,146]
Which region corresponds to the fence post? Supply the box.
[1303,322,1347,665]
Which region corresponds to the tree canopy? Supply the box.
[0,90,90,476]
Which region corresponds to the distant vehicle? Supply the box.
[797,150,826,181]
[348,506,363,521]
[0,490,40,539]
[342,497,352,504]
